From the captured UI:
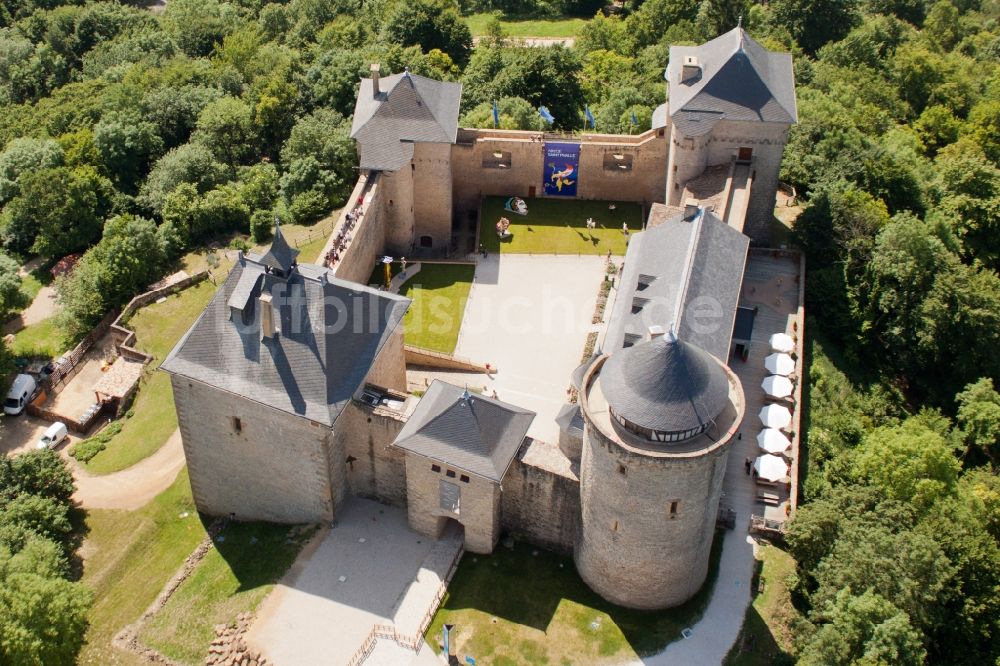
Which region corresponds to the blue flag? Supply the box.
[492,100,500,128]
[584,105,595,129]
[538,105,555,125]
[630,110,638,125]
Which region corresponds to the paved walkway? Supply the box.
[70,428,186,510]
[455,254,605,443]
[247,499,461,666]
[638,253,802,665]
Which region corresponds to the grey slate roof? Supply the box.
[258,223,299,274]
[162,249,410,427]
[555,403,585,437]
[392,381,535,482]
[600,334,730,434]
[667,28,797,136]
[604,204,749,362]
[350,70,462,172]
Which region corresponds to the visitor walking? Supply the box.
[744,457,752,475]
[622,222,629,236]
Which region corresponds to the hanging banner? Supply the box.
[542,142,580,197]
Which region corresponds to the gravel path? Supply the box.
[70,428,186,510]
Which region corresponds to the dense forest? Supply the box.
[0,0,998,663]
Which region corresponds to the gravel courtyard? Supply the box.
[455,254,606,444]
[246,499,445,665]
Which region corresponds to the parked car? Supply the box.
[37,421,68,449]
[4,374,37,416]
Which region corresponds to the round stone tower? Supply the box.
[574,333,744,609]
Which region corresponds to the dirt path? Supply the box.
[71,429,186,510]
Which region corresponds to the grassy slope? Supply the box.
[427,534,724,664]
[139,522,313,664]
[480,197,640,255]
[10,316,67,358]
[400,263,475,354]
[84,280,217,474]
[464,13,587,37]
[724,545,799,665]
[78,471,204,666]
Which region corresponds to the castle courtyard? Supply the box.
[454,253,607,443]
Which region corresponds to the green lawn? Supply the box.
[426,534,724,664]
[400,263,475,354]
[724,545,799,666]
[84,280,218,475]
[10,316,67,359]
[79,471,205,666]
[465,13,587,37]
[139,522,314,664]
[480,197,641,255]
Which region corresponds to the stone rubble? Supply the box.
[204,612,268,666]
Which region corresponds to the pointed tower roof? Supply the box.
[392,380,535,482]
[666,28,797,136]
[350,69,462,171]
[259,222,299,275]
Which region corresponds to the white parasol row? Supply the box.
[759,403,792,429]
[764,352,795,376]
[754,454,790,482]
[761,374,794,399]
[769,333,795,353]
[757,428,792,454]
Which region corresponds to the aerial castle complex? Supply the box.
[163,28,795,610]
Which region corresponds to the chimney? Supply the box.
[370,63,381,97]
[648,325,666,341]
[682,56,701,83]
[684,199,701,221]
[259,293,275,339]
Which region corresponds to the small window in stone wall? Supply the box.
[612,520,619,532]
[446,469,456,478]
[460,474,470,483]
[482,151,512,169]
[603,152,634,172]
[431,464,441,473]
[670,500,679,518]
[618,463,626,476]
[232,417,241,433]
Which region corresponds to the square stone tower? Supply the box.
[660,28,797,244]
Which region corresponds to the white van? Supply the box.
[37,422,68,449]
[4,374,37,416]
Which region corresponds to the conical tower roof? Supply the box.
[259,222,299,275]
[601,334,730,436]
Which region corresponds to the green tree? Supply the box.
[0,252,23,318]
[853,419,961,511]
[924,0,963,52]
[955,378,1000,463]
[0,137,63,204]
[382,0,473,67]
[461,96,547,131]
[93,111,165,193]
[0,567,92,666]
[193,96,258,169]
[3,165,113,257]
[771,0,860,54]
[161,0,240,58]
[139,142,229,214]
[799,589,926,666]
[0,449,75,505]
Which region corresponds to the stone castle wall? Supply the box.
[450,129,668,223]
[411,142,454,252]
[666,119,791,244]
[336,402,408,507]
[404,453,502,554]
[171,375,345,524]
[500,441,580,555]
[333,175,387,285]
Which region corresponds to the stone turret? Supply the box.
[574,335,744,609]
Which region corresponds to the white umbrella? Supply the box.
[757,428,792,454]
[769,333,794,353]
[759,404,792,429]
[754,454,790,482]
[764,352,795,376]
[761,375,794,399]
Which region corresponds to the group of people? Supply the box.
[324,196,365,267]
[496,217,512,238]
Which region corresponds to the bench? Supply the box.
[757,492,781,506]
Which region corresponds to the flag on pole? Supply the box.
[630,110,638,126]
[492,100,500,128]
[538,105,555,125]
[584,105,595,129]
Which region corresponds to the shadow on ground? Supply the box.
[432,530,726,657]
